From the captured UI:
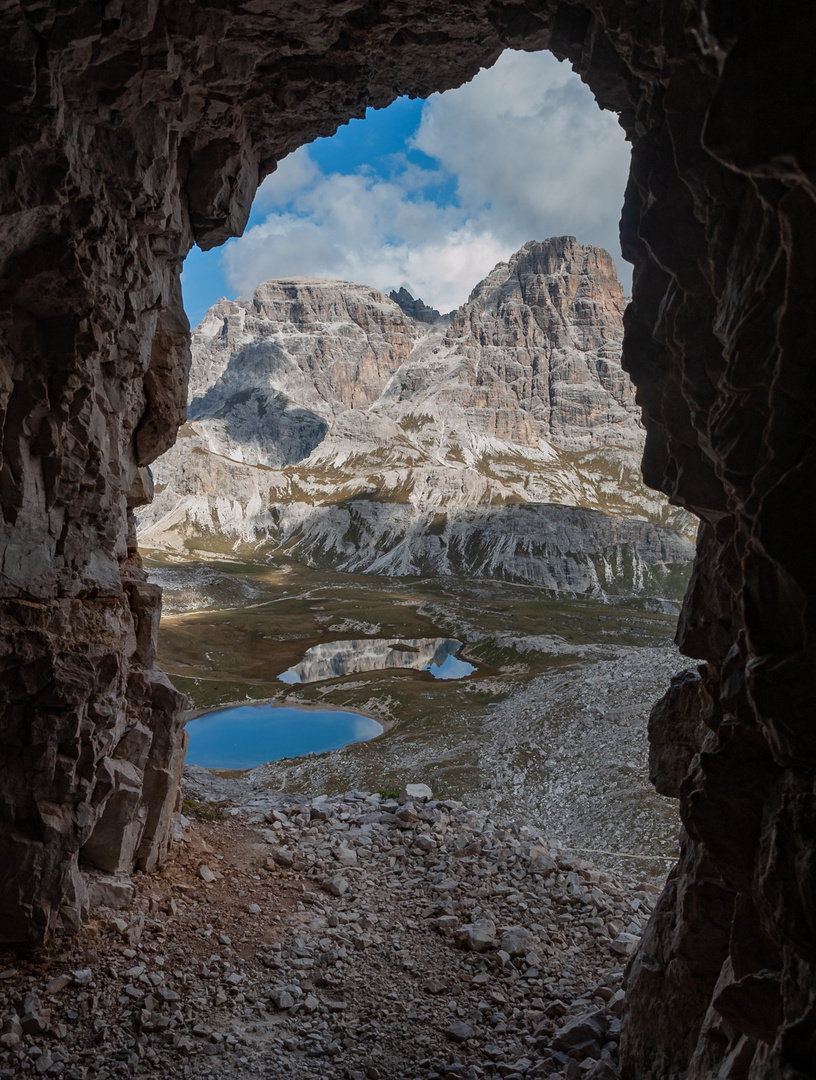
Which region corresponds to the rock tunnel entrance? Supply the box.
[1,3,814,1077]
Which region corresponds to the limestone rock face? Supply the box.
[140,240,694,597]
[389,287,441,324]
[1,4,815,1078]
[444,238,636,452]
[191,279,424,415]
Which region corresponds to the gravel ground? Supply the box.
[0,772,658,1080]
[470,645,686,879]
[248,644,685,883]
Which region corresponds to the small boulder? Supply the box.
[399,784,432,804]
[551,1010,608,1059]
[322,875,349,898]
[610,932,639,956]
[335,846,358,866]
[444,1020,474,1042]
[87,873,136,909]
[435,915,460,937]
[584,1061,621,1079]
[500,926,535,957]
[21,1011,48,1036]
[266,847,294,868]
[395,804,419,826]
[530,851,558,875]
[511,1058,533,1074]
[453,919,497,953]
[270,990,295,1010]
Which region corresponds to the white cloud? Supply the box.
[223,164,506,312]
[252,149,321,208]
[222,50,631,311]
[413,51,630,260]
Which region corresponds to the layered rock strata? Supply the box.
[1,3,815,1079]
[389,286,441,324]
[139,240,694,597]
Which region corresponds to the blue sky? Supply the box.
[181,51,631,328]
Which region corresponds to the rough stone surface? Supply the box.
[401,784,434,805]
[454,920,498,954]
[445,239,635,452]
[138,242,695,596]
[0,782,649,1079]
[1,3,815,1079]
[389,287,441,324]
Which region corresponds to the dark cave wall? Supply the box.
[1,2,814,1077]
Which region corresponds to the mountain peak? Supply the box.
[388,287,440,324]
[509,236,622,289]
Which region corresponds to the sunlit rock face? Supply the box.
[278,637,472,684]
[446,238,636,451]
[1,3,815,1077]
[139,239,695,596]
[189,279,425,425]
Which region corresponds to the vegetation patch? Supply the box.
[181,797,227,821]
[399,412,436,432]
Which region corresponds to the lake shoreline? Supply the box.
[184,695,393,730]
[184,700,388,774]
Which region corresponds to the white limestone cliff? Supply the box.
[138,238,695,598]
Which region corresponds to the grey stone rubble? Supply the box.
[0,770,659,1080]
[245,645,683,884]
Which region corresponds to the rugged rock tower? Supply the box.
[1,3,814,1077]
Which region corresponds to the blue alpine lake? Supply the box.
[425,651,476,680]
[185,705,383,770]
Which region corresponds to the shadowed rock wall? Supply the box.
[1,1,814,1076]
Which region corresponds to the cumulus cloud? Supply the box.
[412,51,630,260]
[221,50,631,311]
[222,165,508,312]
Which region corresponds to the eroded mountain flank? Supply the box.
[139,239,694,599]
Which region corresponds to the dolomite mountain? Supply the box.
[138,238,695,597]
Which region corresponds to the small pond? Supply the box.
[278,636,476,684]
[185,705,383,770]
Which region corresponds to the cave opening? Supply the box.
[144,46,686,889]
[146,47,687,885]
[1,3,815,1078]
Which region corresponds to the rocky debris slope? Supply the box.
[0,777,659,1080]
[138,240,694,597]
[247,643,683,881]
[470,647,682,874]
